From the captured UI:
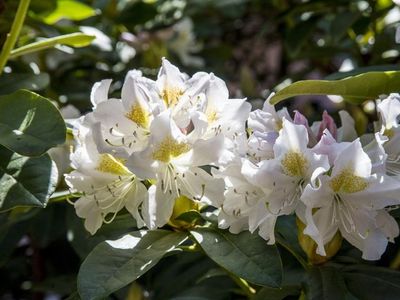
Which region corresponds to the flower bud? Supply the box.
[317,111,338,141]
[296,217,342,265]
[168,195,200,230]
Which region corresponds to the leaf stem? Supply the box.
[0,0,31,75]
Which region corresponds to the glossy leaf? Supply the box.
[305,266,358,300]
[343,265,400,300]
[10,33,95,58]
[78,230,188,300]
[190,228,282,287]
[42,0,96,24]
[270,71,400,105]
[0,145,58,211]
[0,73,49,95]
[254,286,301,300]
[0,90,66,156]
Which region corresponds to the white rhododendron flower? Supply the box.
[302,139,400,260]
[215,159,278,243]
[89,71,158,158]
[65,118,148,234]
[243,119,329,220]
[128,110,225,229]
[218,113,330,244]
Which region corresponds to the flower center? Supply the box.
[125,103,149,128]
[206,110,218,123]
[96,154,131,175]
[329,168,368,193]
[281,151,308,177]
[152,136,190,163]
[162,87,183,108]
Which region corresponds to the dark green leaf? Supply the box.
[305,266,358,300]
[175,210,204,223]
[270,71,400,105]
[253,285,300,300]
[78,230,188,300]
[0,145,58,211]
[0,73,49,95]
[117,2,158,27]
[190,228,282,287]
[329,12,360,43]
[343,265,400,300]
[0,90,66,156]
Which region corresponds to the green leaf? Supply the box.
[78,230,188,300]
[253,285,301,300]
[275,216,308,269]
[329,12,360,43]
[42,0,96,24]
[0,90,66,156]
[270,71,400,105]
[175,210,204,223]
[190,228,282,287]
[305,266,358,300]
[0,145,58,211]
[343,265,400,300]
[117,2,158,27]
[10,33,95,58]
[0,73,49,95]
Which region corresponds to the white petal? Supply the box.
[312,129,350,165]
[361,229,388,261]
[157,58,186,93]
[142,184,176,229]
[377,94,400,129]
[124,182,148,228]
[348,174,400,209]
[274,118,309,157]
[337,110,357,142]
[181,167,225,206]
[74,197,103,235]
[301,177,333,208]
[332,139,371,178]
[363,132,388,174]
[218,210,248,233]
[150,110,186,144]
[91,79,112,108]
[376,210,399,242]
[258,215,278,244]
[182,134,225,167]
[121,70,156,114]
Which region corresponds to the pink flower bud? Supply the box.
[317,111,337,141]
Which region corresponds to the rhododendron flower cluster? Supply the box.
[66,59,400,261]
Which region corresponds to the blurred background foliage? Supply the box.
[1,0,400,299]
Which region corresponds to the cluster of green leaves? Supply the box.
[1,0,400,299]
